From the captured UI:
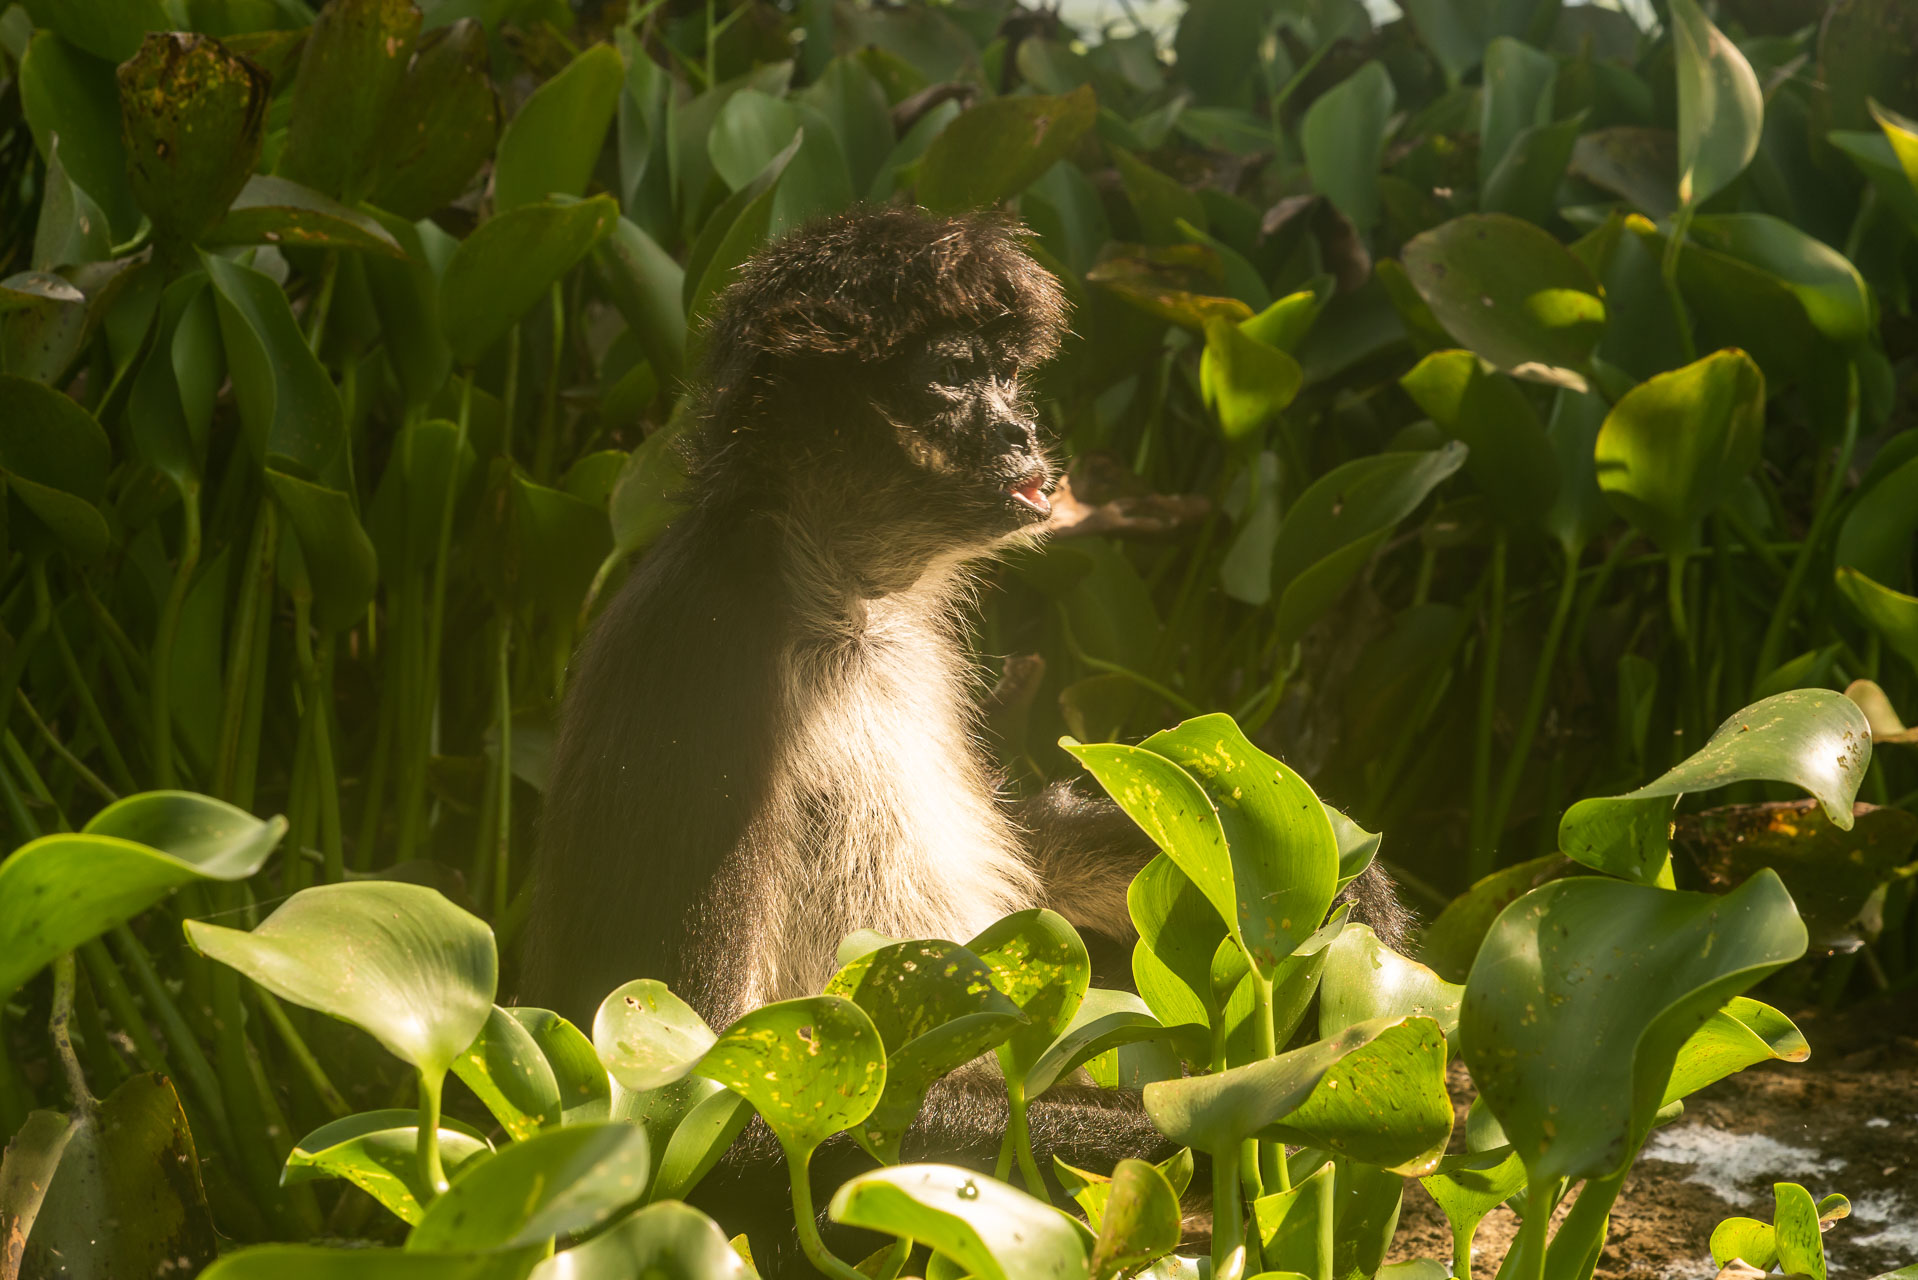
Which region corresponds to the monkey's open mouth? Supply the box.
[1008,477,1052,517]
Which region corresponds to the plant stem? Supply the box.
[1513,1180,1553,1280]
[1056,607,1202,717]
[1004,1077,1050,1202]
[1660,203,1697,364]
[0,559,53,762]
[410,373,474,857]
[1667,552,1698,748]
[1544,1169,1625,1280]
[493,618,514,919]
[17,690,116,805]
[255,988,351,1119]
[110,924,234,1153]
[1211,1143,1246,1280]
[49,953,95,1111]
[47,604,135,795]
[150,485,202,789]
[1250,971,1288,1192]
[784,1145,866,1280]
[79,938,167,1077]
[1486,547,1579,851]
[1468,531,1508,880]
[417,1068,449,1197]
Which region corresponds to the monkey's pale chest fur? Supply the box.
[737,574,1041,1012]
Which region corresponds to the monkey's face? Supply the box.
[870,329,1057,542]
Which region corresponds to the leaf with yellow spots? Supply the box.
[694,996,886,1158]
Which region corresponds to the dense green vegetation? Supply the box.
[1,0,1916,1274]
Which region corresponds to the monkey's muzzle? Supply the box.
[1008,474,1053,518]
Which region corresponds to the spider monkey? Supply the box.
[521,206,1407,1273]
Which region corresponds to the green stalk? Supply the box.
[213,502,276,804]
[1513,1180,1554,1280]
[47,605,135,795]
[149,484,202,788]
[784,1145,866,1280]
[1004,1077,1050,1202]
[1057,607,1202,717]
[1543,1170,1625,1280]
[0,560,53,759]
[1751,363,1858,692]
[417,1068,450,1197]
[1468,532,1508,881]
[254,989,350,1119]
[209,942,307,1235]
[110,924,234,1153]
[1659,203,1697,364]
[1211,1143,1246,1280]
[17,690,116,805]
[49,953,95,1111]
[1667,552,1698,749]
[293,598,345,882]
[409,374,474,858]
[532,283,565,482]
[1250,972,1287,1193]
[1486,548,1579,852]
[79,938,166,1076]
[493,617,514,920]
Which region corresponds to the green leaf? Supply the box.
[1128,853,1227,1040]
[1478,37,1556,191]
[645,1085,754,1204]
[1561,689,1874,881]
[185,881,497,1081]
[1872,100,1918,195]
[1846,678,1918,745]
[1399,351,1560,528]
[1773,1181,1827,1280]
[202,1247,532,1279]
[1671,0,1763,207]
[12,1074,216,1279]
[22,0,168,62]
[968,910,1092,1087]
[1710,1216,1778,1271]
[265,469,379,631]
[1300,62,1395,231]
[1025,988,1167,1098]
[494,43,624,213]
[370,19,501,221]
[0,1110,72,1258]
[1593,348,1765,556]
[1416,1147,1527,1251]
[528,1201,757,1280]
[1252,1157,1333,1279]
[508,1008,609,1122]
[367,418,475,576]
[1689,214,1871,347]
[1837,567,1918,673]
[1459,872,1806,1184]
[1417,854,1568,982]
[117,33,268,249]
[1240,278,1333,353]
[1836,452,1918,588]
[607,413,692,556]
[916,85,1097,213]
[592,978,716,1093]
[440,196,618,365]
[452,1005,563,1141]
[477,462,613,622]
[682,132,803,335]
[1085,243,1253,330]
[1201,319,1302,451]
[1145,1015,1450,1171]
[695,996,886,1157]
[594,216,687,382]
[1662,997,1808,1106]
[0,791,284,1001]
[406,1123,650,1252]
[20,33,138,242]
[0,373,111,559]
[828,1164,1089,1280]
[277,0,421,202]
[1402,214,1606,390]
[1089,1160,1181,1280]
[825,938,1023,1163]
[205,175,406,257]
[202,250,346,479]
[1319,924,1463,1044]
[1138,714,1342,976]
[283,1111,493,1226]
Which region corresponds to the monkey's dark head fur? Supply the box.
[691,207,1070,582]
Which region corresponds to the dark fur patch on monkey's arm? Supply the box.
[1014,780,1159,939]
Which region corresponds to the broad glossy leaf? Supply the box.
[1836,453,1918,588]
[371,20,500,221]
[21,0,167,62]
[1845,679,1918,744]
[828,1164,1089,1280]
[13,1074,215,1279]
[1460,873,1806,1183]
[1319,924,1463,1044]
[266,469,379,631]
[1711,1216,1778,1270]
[1201,319,1302,450]
[696,996,885,1156]
[1570,127,1679,219]
[917,86,1097,213]
[1252,1157,1333,1278]
[1774,1182,1827,1280]
[968,910,1092,1084]
[205,176,406,256]
[20,33,137,242]
[682,132,803,335]
[1672,0,1763,206]
[0,1109,71,1255]
[0,791,283,1001]
[529,1201,755,1280]
[118,33,267,248]
[508,1009,609,1122]
[278,0,421,202]
[594,216,686,381]
[440,196,619,365]
[1067,745,1235,946]
[1145,1014,1449,1169]
[478,462,612,622]
[453,1005,562,1140]
[1090,1160,1182,1280]
[646,1083,754,1203]
[1085,242,1252,329]
[1301,62,1394,231]
[1402,214,1605,390]
[203,250,345,479]
[1138,714,1341,976]
[0,373,110,558]
[1594,348,1764,556]
[1128,853,1226,1039]
[1662,997,1808,1105]
[407,1123,650,1251]
[1241,278,1333,353]
[1873,100,1918,195]
[186,881,497,1080]
[594,979,716,1093]
[1026,988,1166,1098]
[494,43,623,213]
[1689,214,1870,347]
[283,1110,492,1225]
[827,938,1023,1163]
[1418,854,1569,981]
[1416,1146,1525,1248]
[1399,351,1559,527]
[1837,567,1918,672]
